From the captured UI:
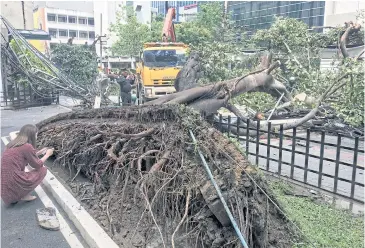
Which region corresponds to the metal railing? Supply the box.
[211,114,364,204]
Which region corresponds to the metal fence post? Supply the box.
[255,120,260,165]
[350,137,359,200]
[304,129,310,184]
[278,125,284,175]
[246,119,249,157]
[290,127,297,179]
[266,122,272,171]
[318,131,326,188]
[334,134,342,194]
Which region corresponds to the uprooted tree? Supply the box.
[37,105,301,247]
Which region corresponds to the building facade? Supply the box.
[324,1,365,27]
[151,1,197,21]
[33,1,96,53]
[227,1,325,31]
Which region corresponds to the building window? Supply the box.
[69,30,77,38]
[79,17,87,25]
[68,16,77,24]
[47,14,56,22]
[59,29,68,37]
[79,31,88,39]
[49,29,57,38]
[89,31,95,39]
[88,18,94,26]
[58,15,67,23]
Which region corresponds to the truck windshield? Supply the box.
[143,49,187,68]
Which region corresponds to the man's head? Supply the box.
[122,71,128,77]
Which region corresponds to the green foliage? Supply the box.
[110,6,151,56]
[253,16,364,126]
[9,39,54,78]
[271,180,364,248]
[233,92,277,113]
[50,43,98,87]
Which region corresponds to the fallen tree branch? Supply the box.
[340,22,362,58]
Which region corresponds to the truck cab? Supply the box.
[136,42,189,102]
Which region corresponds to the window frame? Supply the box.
[69,30,78,38]
[47,14,56,22]
[49,28,58,38]
[68,16,77,24]
[88,17,94,26]
[89,31,95,39]
[58,15,67,23]
[79,31,88,39]
[78,17,87,25]
[58,29,68,37]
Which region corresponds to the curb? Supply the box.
[9,131,119,248]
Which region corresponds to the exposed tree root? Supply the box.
[37,105,301,247]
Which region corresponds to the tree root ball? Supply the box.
[37,105,301,247]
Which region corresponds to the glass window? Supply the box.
[58,15,67,23]
[79,17,87,25]
[143,49,187,68]
[47,14,56,22]
[49,29,57,38]
[88,18,94,26]
[302,10,310,17]
[79,31,88,39]
[302,2,311,10]
[69,30,77,38]
[89,31,95,39]
[68,16,76,24]
[59,30,67,37]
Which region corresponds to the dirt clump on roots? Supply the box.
[37,105,299,248]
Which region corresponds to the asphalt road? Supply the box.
[1,105,76,248]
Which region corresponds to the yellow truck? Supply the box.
[135,6,189,103]
[136,42,188,102]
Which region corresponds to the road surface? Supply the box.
[1,105,87,248]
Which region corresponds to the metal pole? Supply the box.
[267,92,285,122]
[189,130,249,248]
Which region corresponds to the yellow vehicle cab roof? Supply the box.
[143,42,188,50]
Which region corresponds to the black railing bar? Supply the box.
[350,137,359,199]
[304,129,310,184]
[244,141,364,170]
[318,131,326,188]
[249,152,365,186]
[215,121,365,152]
[290,127,297,179]
[334,135,342,194]
[266,122,272,171]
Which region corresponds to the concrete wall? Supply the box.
[1,1,34,43]
[320,45,364,71]
[1,1,34,29]
[34,1,94,13]
[324,1,365,26]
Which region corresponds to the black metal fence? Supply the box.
[213,114,364,204]
[1,82,59,109]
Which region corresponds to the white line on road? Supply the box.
[1,136,85,248]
